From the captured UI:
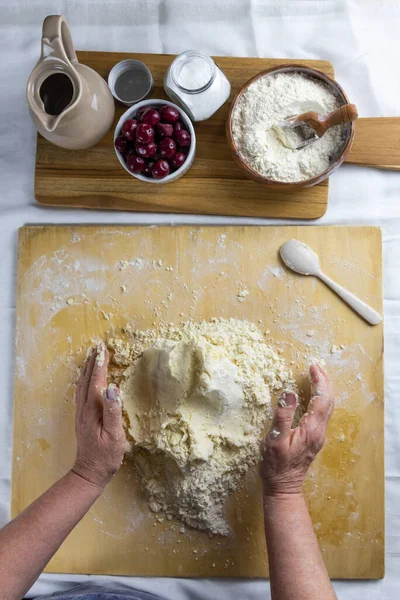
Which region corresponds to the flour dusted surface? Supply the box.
[232,72,347,182]
[107,318,293,535]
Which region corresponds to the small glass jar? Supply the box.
[164,50,231,121]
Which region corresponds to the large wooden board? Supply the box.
[34,53,334,219]
[12,225,384,579]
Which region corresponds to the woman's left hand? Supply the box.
[72,343,126,489]
[260,363,334,497]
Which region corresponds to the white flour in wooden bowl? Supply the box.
[231,72,348,182]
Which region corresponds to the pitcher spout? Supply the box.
[31,109,61,133]
[27,64,78,132]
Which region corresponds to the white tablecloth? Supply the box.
[1,1,399,598]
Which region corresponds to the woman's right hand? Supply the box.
[260,364,334,497]
[72,343,126,490]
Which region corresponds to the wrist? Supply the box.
[69,465,109,493]
[262,477,304,498]
[263,489,304,504]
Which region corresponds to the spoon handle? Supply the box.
[321,104,358,134]
[285,104,358,138]
[318,271,381,326]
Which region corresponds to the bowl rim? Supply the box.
[226,64,356,189]
[114,99,196,184]
[108,59,154,105]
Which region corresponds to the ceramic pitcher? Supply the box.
[27,15,115,150]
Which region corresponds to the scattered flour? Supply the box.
[232,72,347,182]
[106,318,294,535]
[270,429,281,438]
[237,288,249,302]
[119,258,144,270]
[269,266,286,280]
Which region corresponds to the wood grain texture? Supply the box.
[34,52,334,218]
[345,117,400,169]
[12,225,384,579]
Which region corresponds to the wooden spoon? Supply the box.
[278,103,359,149]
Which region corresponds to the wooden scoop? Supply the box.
[278,103,359,150]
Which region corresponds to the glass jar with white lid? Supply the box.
[164,50,231,121]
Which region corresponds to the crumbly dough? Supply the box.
[107,319,293,535]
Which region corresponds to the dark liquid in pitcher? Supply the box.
[39,73,74,116]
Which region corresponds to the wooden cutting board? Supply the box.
[12,225,384,579]
[34,53,334,219]
[346,117,400,170]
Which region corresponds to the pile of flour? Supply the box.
[232,72,347,182]
[107,319,293,535]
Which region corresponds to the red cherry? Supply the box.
[122,119,138,141]
[159,137,176,159]
[172,123,186,141]
[160,105,180,124]
[136,141,157,158]
[152,160,170,179]
[143,160,156,177]
[174,121,184,133]
[156,122,174,138]
[136,106,151,120]
[115,135,128,153]
[175,129,191,148]
[136,123,154,144]
[169,152,186,170]
[126,154,145,174]
[141,108,161,126]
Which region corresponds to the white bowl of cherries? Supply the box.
[114,99,196,183]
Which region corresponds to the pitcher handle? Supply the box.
[41,15,78,65]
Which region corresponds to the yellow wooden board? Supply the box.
[12,225,384,579]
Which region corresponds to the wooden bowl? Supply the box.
[226,65,355,189]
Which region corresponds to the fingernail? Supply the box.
[104,384,121,404]
[309,364,325,391]
[96,342,106,367]
[310,362,325,376]
[278,391,297,407]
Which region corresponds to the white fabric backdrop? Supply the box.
[0,1,399,598]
